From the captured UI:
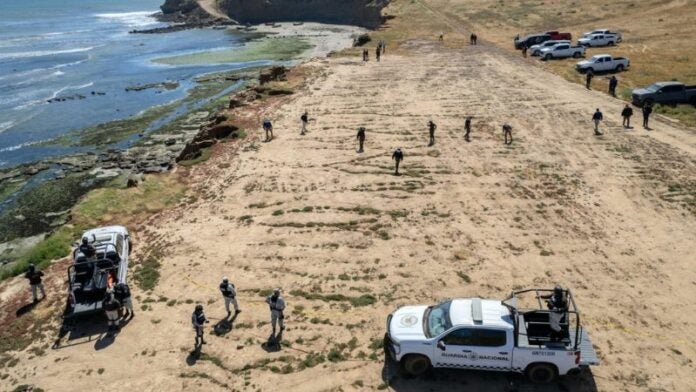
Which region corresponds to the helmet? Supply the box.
[273,288,281,295]
[554,285,563,295]
[195,304,203,312]
[222,277,229,283]
[82,237,88,244]
[28,263,35,271]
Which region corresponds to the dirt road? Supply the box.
[5,35,696,391]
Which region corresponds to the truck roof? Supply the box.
[82,225,128,240]
[654,81,684,87]
[450,298,513,329]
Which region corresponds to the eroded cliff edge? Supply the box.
[160,0,389,29]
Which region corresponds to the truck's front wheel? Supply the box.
[526,363,558,384]
[401,355,431,377]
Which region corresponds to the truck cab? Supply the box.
[64,225,130,318]
[385,288,598,383]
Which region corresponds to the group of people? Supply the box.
[191,279,285,350]
[592,103,653,135]
[361,40,386,62]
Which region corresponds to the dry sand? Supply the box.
[2,18,696,392]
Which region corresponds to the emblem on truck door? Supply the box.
[400,314,418,327]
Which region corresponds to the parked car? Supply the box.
[540,44,585,60]
[578,33,619,47]
[529,40,570,56]
[546,31,572,41]
[64,225,131,319]
[632,81,696,107]
[384,288,599,383]
[583,29,622,42]
[575,54,630,73]
[514,33,551,49]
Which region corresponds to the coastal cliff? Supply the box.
[160,0,389,29]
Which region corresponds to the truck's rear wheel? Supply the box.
[401,355,431,377]
[615,64,624,72]
[544,54,552,61]
[526,363,558,384]
[572,52,581,58]
[608,41,615,46]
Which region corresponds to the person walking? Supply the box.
[114,282,133,320]
[375,46,381,62]
[192,304,209,347]
[608,76,618,97]
[586,70,594,90]
[262,118,273,141]
[621,104,633,128]
[103,289,121,332]
[356,127,366,153]
[642,104,653,129]
[266,288,286,336]
[25,264,46,303]
[592,108,604,135]
[464,116,472,142]
[362,48,369,62]
[470,33,478,45]
[392,148,404,175]
[521,45,528,58]
[502,124,513,145]
[300,111,309,135]
[428,120,437,146]
[220,277,240,317]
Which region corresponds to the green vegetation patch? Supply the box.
[154,37,313,66]
[289,289,376,307]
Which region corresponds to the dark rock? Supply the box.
[205,124,239,140]
[353,33,371,47]
[165,138,177,146]
[259,66,287,85]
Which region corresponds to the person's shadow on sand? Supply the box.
[16,301,38,317]
[261,331,283,352]
[94,332,117,351]
[213,313,239,336]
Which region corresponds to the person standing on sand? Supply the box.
[220,277,240,317]
[263,118,273,141]
[362,48,369,62]
[439,32,444,41]
[114,281,133,320]
[103,289,121,332]
[192,304,209,347]
[608,76,618,97]
[266,288,286,336]
[642,104,653,129]
[300,111,310,135]
[428,120,437,146]
[356,127,366,153]
[380,40,386,54]
[25,264,46,303]
[470,33,478,45]
[392,148,404,175]
[464,116,472,142]
[376,46,381,62]
[521,45,528,58]
[503,124,513,145]
[592,108,604,135]
[586,70,594,90]
[621,104,633,128]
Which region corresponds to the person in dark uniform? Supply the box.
[262,118,273,141]
[464,116,472,142]
[592,108,604,135]
[521,45,528,58]
[542,286,569,342]
[103,289,121,332]
[608,76,618,97]
[470,33,478,45]
[503,124,513,145]
[621,104,634,128]
[642,104,653,129]
[362,48,369,62]
[375,46,381,62]
[586,69,594,90]
[356,127,366,153]
[192,304,209,347]
[114,282,133,320]
[428,120,437,146]
[79,237,96,260]
[392,148,404,175]
[25,264,46,303]
[300,111,308,135]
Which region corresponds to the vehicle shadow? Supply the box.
[52,313,114,350]
[382,353,598,392]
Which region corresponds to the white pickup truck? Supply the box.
[539,44,585,60]
[578,33,619,47]
[575,54,630,73]
[384,288,599,383]
[529,40,570,56]
[583,29,622,42]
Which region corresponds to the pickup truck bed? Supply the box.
[572,327,600,366]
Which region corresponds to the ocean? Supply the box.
[0,0,264,168]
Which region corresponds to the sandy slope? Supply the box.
[4,31,696,392]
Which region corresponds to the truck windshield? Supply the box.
[646,84,661,92]
[424,301,452,338]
